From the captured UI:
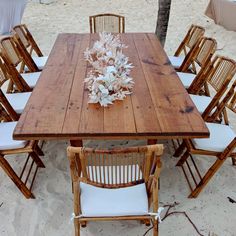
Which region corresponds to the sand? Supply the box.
[0,0,236,235]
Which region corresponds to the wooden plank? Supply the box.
[102,36,136,135]
[62,34,91,134]
[133,33,208,136]
[78,34,105,135]
[46,33,82,66]
[121,34,161,134]
[103,98,136,134]
[14,34,81,138]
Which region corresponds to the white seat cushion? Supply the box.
[177,72,196,88]
[32,56,48,70]
[25,56,48,72]
[80,182,148,217]
[21,72,41,89]
[0,122,28,150]
[168,56,185,69]
[192,122,236,152]
[5,92,31,114]
[190,94,212,114]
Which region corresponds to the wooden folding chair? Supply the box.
[174,83,236,198]
[168,25,205,70]
[13,24,48,72]
[174,58,236,157]
[176,37,217,90]
[13,24,44,57]
[177,37,217,74]
[0,51,40,93]
[0,104,45,199]
[189,56,236,123]
[89,13,125,33]
[0,35,39,73]
[67,144,163,236]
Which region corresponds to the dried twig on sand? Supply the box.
[143,202,204,236]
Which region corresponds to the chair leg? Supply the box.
[145,219,151,226]
[0,156,35,199]
[173,142,185,157]
[74,219,80,236]
[176,151,190,166]
[189,158,226,198]
[30,152,45,168]
[140,219,151,226]
[81,221,87,228]
[153,220,158,236]
[35,144,44,156]
[231,157,236,166]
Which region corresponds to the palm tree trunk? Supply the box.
[155,0,172,47]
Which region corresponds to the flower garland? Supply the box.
[84,32,134,107]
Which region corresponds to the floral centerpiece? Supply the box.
[84,32,134,107]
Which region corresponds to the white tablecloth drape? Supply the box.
[205,0,236,31]
[0,0,27,35]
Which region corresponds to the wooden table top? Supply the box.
[13,33,209,141]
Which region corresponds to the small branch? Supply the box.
[143,223,154,236]
[143,202,204,236]
[0,202,3,208]
[216,45,226,51]
[162,201,179,220]
[163,211,204,236]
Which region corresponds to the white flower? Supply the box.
[84,32,135,107]
[106,66,117,74]
[106,51,112,57]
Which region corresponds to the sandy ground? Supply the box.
[1,0,236,236]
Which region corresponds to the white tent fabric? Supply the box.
[0,0,27,35]
[205,0,236,31]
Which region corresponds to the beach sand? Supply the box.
[0,0,236,235]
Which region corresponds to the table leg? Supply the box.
[70,140,83,147]
[147,139,157,145]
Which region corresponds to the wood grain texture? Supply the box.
[13,33,209,140]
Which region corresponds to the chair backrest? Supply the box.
[13,24,43,57]
[0,56,10,87]
[13,24,30,49]
[179,37,217,73]
[199,57,236,123]
[188,56,236,95]
[89,13,125,33]
[67,144,163,188]
[174,25,205,57]
[0,36,22,67]
[0,52,31,92]
[207,56,236,92]
[0,35,39,73]
[202,80,236,123]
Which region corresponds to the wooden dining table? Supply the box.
[13,33,209,146]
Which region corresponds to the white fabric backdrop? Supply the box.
[0,0,27,35]
[205,0,236,31]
